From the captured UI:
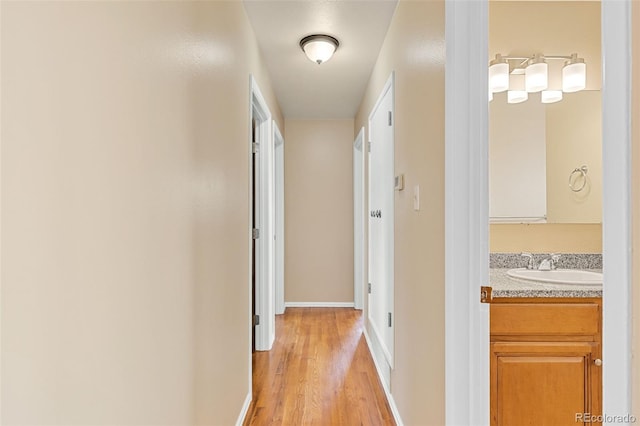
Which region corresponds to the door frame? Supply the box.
[444,1,490,423]
[600,0,632,418]
[248,75,275,356]
[274,121,285,315]
[353,127,365,310]
[444,0,633,424]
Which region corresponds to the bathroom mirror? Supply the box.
[488,1,602,225]
[489,89,602,224]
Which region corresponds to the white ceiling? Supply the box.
[243,0,398,119]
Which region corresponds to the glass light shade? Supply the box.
[541,90,563,104]
[525,58,548,92]
[489,89,493,102]
[489,62,509,93]
[300,35,339,64]
[563,60,586,93]
[507,90,528,104]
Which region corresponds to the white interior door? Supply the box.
[353,128,365,310]
[368,75,395,368]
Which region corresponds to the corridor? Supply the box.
[244,308,395,425]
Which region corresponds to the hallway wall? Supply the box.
[1,2,282,424]
[354,0,446,423]
[283,119,354,304]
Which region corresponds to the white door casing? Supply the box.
[368,73,395,369]
[601,0,632,420]
[354,127,365,311]
[249,75,275,353]
[274,122,285,315]
[444,0,491,424]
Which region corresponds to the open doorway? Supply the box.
[487,3,603,423]
[444,1,632,423]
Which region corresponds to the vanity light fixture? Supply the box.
[489,54,510,93]
[525,54,548,92]
[541,90,563,104]
[562,53,587,93]
[489,52,586,103]
[507,73,528,104]
[300,34,339,65]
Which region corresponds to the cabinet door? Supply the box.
[491,342,597,426]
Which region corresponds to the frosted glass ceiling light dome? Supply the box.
[489,54,509,93]
[525,54,548,93]
[562,53,586,93]
[300,34,339,65]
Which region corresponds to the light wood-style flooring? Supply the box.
[244,308,395,426]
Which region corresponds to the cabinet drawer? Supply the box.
[490,303,600,336]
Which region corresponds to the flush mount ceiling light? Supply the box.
[489,52,586,104]
[300,34,339,65]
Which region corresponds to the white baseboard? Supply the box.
[284,302,355,308]
[363,328,405,426]
[235,392,252,426]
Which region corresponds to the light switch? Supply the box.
[413,185,420,211]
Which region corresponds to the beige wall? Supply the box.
[354,1,445,423]
[489,98,547,220]
[284,119,354,303]
[490,1,601,91]
[1,2,281,424]
[489,1,602,253]
[490,223,602,253]
[546,91,602,223]
[489,91,602,225]
[633,0,640,419]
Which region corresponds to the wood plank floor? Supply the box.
[244,308,395,426]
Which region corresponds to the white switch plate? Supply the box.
[413,185,420,211]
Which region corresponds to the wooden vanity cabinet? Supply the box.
[490,298,602,426]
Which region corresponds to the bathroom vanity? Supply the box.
[489,269,602,426]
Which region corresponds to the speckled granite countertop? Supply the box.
[490,269,602,298]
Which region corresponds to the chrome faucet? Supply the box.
[521,252,535,270]
[538,253,561,271]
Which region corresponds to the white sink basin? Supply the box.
[507,268,602,286]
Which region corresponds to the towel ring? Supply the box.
[568,165,588,192]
